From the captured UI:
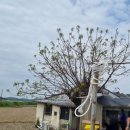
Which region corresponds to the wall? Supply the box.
[37,103,77,130]
[36,103,60,128]
[51,105,60,129]
[36,103,44,125]
[44,115,52,123]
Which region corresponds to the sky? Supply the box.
[0,0,130,97]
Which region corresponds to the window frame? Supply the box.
[60,107,70,120]
[44,104,52,115]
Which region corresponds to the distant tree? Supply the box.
[0,89,3,98]
[14,26,130,98]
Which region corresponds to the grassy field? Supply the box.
[0,100,36,107]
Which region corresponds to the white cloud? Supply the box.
[0,0,130,97]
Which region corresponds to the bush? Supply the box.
[35,118,40,128]
[0,101,14,107]
[13,102,20,106]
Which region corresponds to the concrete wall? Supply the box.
[44,115,52,123]
[51,105,60,129]
[36,103,76,130]
[38,105,60,129]
[43,105,60,129]
[36,103,45,125]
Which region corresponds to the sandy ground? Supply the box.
[0,107,36,123]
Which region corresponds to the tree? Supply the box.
[14,26,130,99]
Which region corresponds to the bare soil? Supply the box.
[0,123,36,130]
[0,107,37,130]
[0,107,36,123]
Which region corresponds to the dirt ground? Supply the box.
[0,123,37,130]
[0,107,37,130]
[0,107,36,123]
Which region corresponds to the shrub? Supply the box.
[35,118,40,128]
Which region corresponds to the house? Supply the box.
[80,92,130,130]
[36,89,130,130]
[97,95,130,127]
[36,94,79,130]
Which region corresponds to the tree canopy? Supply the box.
[14,26,130,98]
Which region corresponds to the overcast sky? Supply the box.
[0,0,130,97]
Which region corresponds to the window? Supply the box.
[60,107,69,120]
[54,111,57,116]
[45,104,52,115]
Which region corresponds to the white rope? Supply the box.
[74,85,93,117]
[74,63,108,117]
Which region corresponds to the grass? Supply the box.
[0,100,36,107]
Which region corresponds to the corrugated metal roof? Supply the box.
[97,95,130,107]
[114,98,130,107]
[38,94,75,108]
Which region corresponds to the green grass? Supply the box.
[0,100,36,107]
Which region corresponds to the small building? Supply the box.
[36,89,130,130]
[98,95,130,127]
[36,94,79,130]
[79,89,130,130]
